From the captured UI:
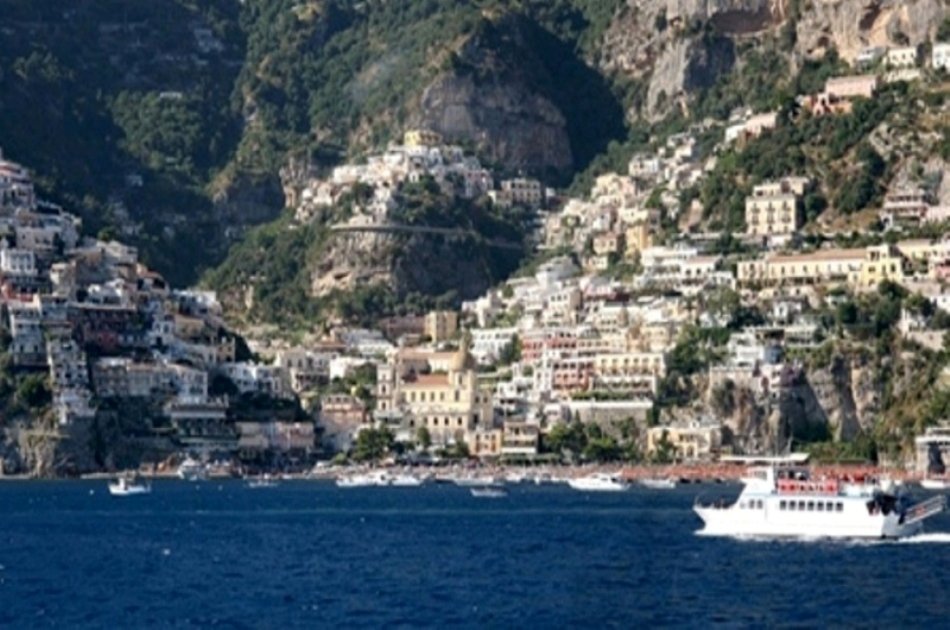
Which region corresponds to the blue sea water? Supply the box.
[1,480,949,628]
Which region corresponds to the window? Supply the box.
[780,500,787,510]
[836,502,843,512]
[757,500,764,509]
[817,502,824,511]
[807,501,815,511]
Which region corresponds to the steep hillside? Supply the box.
[0,0,627,286]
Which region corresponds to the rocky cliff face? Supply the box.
[311,230,522,304]
[413,14,625,181]
[417,73,573,178]
[598,0,947,120]
[794,0,947,62]
[713,351,882,454]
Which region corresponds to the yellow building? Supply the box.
[646,422,722,461]
[375,348,493,446]
[856,245,905,288]
[468,428,503,458]
[424,310,458,343]
[403,129,443,147]
[593,352,666,377]
[737,248,866,287]
[625,223,652,258]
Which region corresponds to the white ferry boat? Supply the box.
[108,474,151,496]
[567,472,628,492]
[694,466,945,539]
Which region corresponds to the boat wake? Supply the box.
[695,530,950,545]
[894,532,950,545]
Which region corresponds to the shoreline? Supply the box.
[0,462,921,482]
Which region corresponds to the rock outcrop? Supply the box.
[311,229,523,303]
[598,0,948,120]
[418,73,573,178]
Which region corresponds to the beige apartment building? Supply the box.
[424,310,458,343]
[745,180,803,238]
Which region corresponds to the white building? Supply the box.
[933,43,950,71]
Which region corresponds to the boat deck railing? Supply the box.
[902,494,946,525]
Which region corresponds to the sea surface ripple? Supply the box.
[1,480,949,628]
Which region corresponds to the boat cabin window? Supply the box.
[817,502,824,511]
[836,502,843,512]
[757,500,763,509]
[807,501,815,511]
[798,500,806,510]
[779,500,787,510]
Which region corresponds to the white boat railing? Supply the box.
[902,494,946,525]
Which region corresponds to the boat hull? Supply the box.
[694,505,923,539]
[567,480,628,492]
[108,485,151,496]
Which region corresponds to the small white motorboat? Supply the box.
[453,474,503,487]
[389,473,425,487]
[177,457,208,482]
[108,474,151,496]
[639,477,677,490]
[246,474,280,489]
[567,473,629,492]
[470,486,508,498]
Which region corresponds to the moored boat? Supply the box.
[389,473,425,487]
[567,472,628,492]
[453,474,503,487]
[108,474,151,496]
[471,486,508,498]
[694,465,945,539]
[246,474,280,489]
[640,477,677,490]
[177,456,208,481]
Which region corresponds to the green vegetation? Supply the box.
[542,419,640,463]
[351,426,395,462]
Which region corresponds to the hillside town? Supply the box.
[3,40,950,477]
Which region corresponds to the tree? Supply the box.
[583,436,621,462]
[416,426,432,451]
[498,334,522,365]
[544,421,588,458]
[16,374,51,410]
[651,430,676,464]
[939,17,950,42]
[710,380,736,417]
[352,427,395,462]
